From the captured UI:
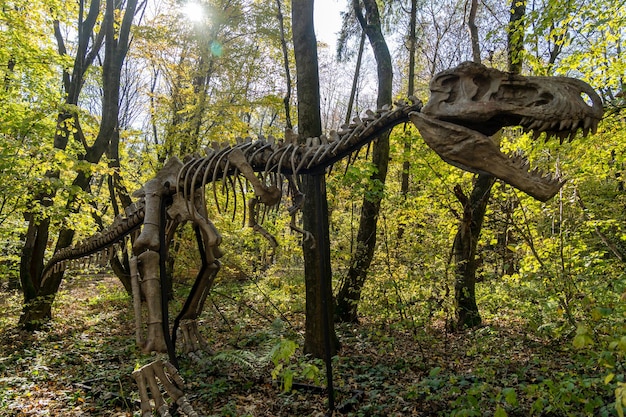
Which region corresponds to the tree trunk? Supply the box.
[451,0,491,330]
[467,0,481,63]
[344,31,366,125]
[452,177,494,329]
[397,0,418,240]
[19,0,103,311]
[292,0,339,358]
[334,0,393,323]
[275,0,293,129]
[507,0,526,73]
[19,0,139,329]
[452,0,526,329]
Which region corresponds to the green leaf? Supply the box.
[283,368,294,392]
[502,387,518,406]
[494,405,508,417]
[573,325,594,349]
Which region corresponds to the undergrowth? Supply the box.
[0,267,624,416]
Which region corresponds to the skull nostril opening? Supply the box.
[531,92,553,106]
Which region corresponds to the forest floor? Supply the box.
[0,273,619,416]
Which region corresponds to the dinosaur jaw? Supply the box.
[410,112,566,202]
[414,62,604,202]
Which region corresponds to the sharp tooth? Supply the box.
[583,117,592,130]
[533,130,542,140]
[568,130,576,142]
[529,120,543,130]
[591,121,598,135]
[559,119,571,131]
[583,127,590,137]
[540,121,552,132]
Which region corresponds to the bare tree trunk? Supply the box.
[397,0,418,239]
[292,0,339,358]
[344,31,366,124]
[452,177,494,329]
[275,0,293,129]
[451,0,491,330]
[452,0,527,329]
[467,0,481,63]
[334,0,393,323]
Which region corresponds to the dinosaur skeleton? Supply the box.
[40,62,603,416]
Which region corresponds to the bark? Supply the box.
[507,0,526,73]
[344,31,366,125]
[292,0,339,358]
[467,0,481,63]
[334,0,393,323]
[20,0,140,329]
[452,178,494,329]
[397,0,418,239]
[275,0,293,129]
[451,0,492,330]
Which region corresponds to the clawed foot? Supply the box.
[287,188,315,248]
[179,320,213,362]
[132,359,199,417]
[290,223,316,249]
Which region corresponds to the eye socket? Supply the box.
[580,92,593,107]
[472,75,490,101]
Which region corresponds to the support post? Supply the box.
[159,193,178,369]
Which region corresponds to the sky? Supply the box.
[314,0,344,49]
[183,0,345,49]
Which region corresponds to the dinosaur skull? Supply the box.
[411,61,604,201]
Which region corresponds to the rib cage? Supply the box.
[42,99,423,278]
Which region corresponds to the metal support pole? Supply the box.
[159,192,179,369]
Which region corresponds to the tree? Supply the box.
[451,0,528,330]
[334,0,394,323]
[397,0,419,240]
[292,0,339,358]
[449,0,493,330]
[0,0,64,291]
[20,0,141,329]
